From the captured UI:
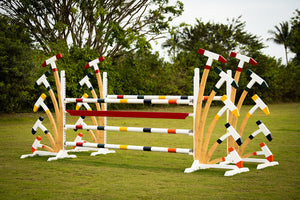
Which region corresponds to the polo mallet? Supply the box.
[239,120,272,155]
[33,93,58,141]
[227,52,257,147]
[31,136,54,153]
[202,95,240,162]
[232,70,269,128]
[85,57,105,143]
[238,94,270,140]
[194,48,227,162]
[42,54,63,150]
[198,67,238,161]
[35,71,60,121]
[74,116,97,143]
[206,123,242,163]
[221,147,244,168]
[32,116,56,151]
[75,93,98,142]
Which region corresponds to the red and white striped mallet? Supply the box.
[253,142,274,162]
[42,54,63,72]
[31,136,44,153]
[85,56,105,73]
[230,52,257,72]
[198,48,227,69]
[222,147,243,168]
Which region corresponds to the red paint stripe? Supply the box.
[31,147,36,153]
[230,52,237,58]
[99,56,105,62]
[85,63,90,69]
[236,67,243,72]
[52,68,57,72]
[228,147,235,152]
[205,65,211,70]
[222,157,226,161]
[236,161,243,168]
[95,69,99,73]
[117,95,124,99]
[76,142,83,146]
[198,48,205,55]
[168,99,177,104]
[259,142,266,147]
[249,58,257,65]
[36,136,42,141]
[56,53,63,59]
[218,55,227,63]
[76,98,83,102]
[267,155,273,162]
[203,96,209,101]
[167,129,176,134]
[78,133,83,137]
[76,125,83,129]
[42,61,47,67]
[66,110,189,119]
[168,148,176,153]
[253,152,257,156]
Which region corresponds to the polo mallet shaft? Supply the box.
[239,137,251,155]
[194,49,227,162]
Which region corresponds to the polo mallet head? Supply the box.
[198,48,227,69]
[247,94,270,117]
[249,120,272,141]
[32,116,49,135]
[74,116,86,131]
[222,147,243,168]
[224,123,243,146]
[253,143,273,162]
[34,71,51,90]
[230,52,257,71]
[214,67,239,91]
[85,56,105,73]
[245,69,269,91]
[33,93,49,113]
[215,95,240,119]
[42,53,63,72]
[75,93,91,111]
[31,136,43,153]
[77,73,94,90]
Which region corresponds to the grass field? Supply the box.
[0,103,299,199]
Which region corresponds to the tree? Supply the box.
[0,0,183,58]
[0,15,43,112]
[289,9,300,65]
[268,21,291,64]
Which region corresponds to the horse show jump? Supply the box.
[21,48,278,176]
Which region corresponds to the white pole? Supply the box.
[193,68,199,160]
[226,70,232,155]
[103,72,107,144]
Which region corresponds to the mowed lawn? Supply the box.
[0,103,299,199]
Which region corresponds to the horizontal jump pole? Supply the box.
[65,98,192,105]
[106,95,222,101]
[66,142,193,154]
[66,110,190,119]
[65,124,192,135]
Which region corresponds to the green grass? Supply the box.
[0,103,299,199]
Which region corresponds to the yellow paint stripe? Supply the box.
[120,145,127,150]
[247,113,252,118]
[83,93,89,98]
[33,105,38,112]
[120,127,128,131]
[120,99,128,103]
[263,107,270,115]
[232,109,240,117]
[214,115,220,120]
[41,93,47,100]
[45,109,50,114]
[159,96,166,99]
[220,95,227,102]
[252,94,258,101]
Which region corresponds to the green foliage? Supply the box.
[289,9,300,64]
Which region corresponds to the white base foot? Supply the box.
[184,160,249,176]
[242,158,279,169]
[20,151,58,159]
[47,150,77,161]
[91,149,116,156]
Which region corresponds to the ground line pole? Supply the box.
[226,70,232,155]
